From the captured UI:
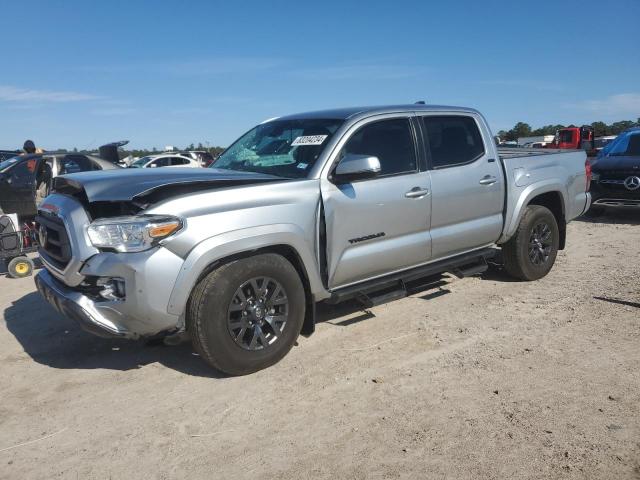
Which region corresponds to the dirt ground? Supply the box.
[0,212,639,480]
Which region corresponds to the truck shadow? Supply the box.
[5,275,460,378]
[4,291,224,378]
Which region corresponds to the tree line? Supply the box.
[122,142,226,159]
[497,118,640,141]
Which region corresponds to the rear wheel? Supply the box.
[502,205,559,281]
[188,253,305,376]
[7,256,34,279]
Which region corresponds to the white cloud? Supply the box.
[293,64,426,81]
[569,93,640,116]
[479,79,563,92]
[0,85,100,103]
[76,57,285,76]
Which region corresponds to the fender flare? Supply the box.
[166,223,329,316]
[500,180,568,243]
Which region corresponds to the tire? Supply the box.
[188,253,305,376]
[502,205,559,281]
[7,256,34,279]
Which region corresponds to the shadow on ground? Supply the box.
[594,296,640,309]
[577,210,640,226]
[3,271,476,377]
[4,291,225,378]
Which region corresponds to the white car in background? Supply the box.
[129,154,201,169]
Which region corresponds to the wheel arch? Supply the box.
[527,191,566,249]
[501,182,568,249]
[168,225,328,335]
[185,244,317,336]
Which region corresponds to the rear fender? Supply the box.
[499,180,568,243]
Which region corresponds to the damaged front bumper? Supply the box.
[36,246,185,339]
[36,269,129,338]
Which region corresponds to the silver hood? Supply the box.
[52,167,285,202]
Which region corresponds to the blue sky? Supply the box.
[1,0,639,150]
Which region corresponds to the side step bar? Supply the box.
[451,257,488,279]
[327,247,496,305]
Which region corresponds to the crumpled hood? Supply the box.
[52,167,285,202]
[591,155,640,172]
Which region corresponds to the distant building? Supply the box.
[517,135,555,146]
[164,145,176,152]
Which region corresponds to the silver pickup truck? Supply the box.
[35,104,591,375]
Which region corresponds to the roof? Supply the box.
[275,104,480,121]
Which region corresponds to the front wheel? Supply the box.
[188,253,305,376]
[502,205,559,281]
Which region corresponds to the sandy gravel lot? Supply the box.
[0,212,639,480]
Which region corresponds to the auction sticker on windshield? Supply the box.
[291,135,328,146]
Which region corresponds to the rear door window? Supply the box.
[420,116,485,169]
[170,157,190,166]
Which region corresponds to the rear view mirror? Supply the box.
[333,154,381,183]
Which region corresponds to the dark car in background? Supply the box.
[0,150,20,162]
[0,153,119,217]
[588,127,640,214]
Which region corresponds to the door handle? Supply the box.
[405,187,430,198]
[479,175,497,186]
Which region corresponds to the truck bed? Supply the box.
[497,147,581,160]
[498,147,588,243]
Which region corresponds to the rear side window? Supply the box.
[60,155,94,174]
[342,118,417,176]
[421,116,485,168]
[151,158,170,167]
[170,157,189,166]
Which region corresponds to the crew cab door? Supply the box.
[418,114,504,259]
[320,115,432,289]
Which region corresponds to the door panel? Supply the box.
[420,115,504,259]
[321,172,432,288]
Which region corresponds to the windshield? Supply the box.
[606,131,640,156]
[131,156,153,167]
[212,118,344,178]
[0,156,20,173]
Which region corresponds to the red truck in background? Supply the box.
[548,125,597,155]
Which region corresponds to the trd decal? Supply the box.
[348,232,386,244]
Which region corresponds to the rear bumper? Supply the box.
[35,269,128,338]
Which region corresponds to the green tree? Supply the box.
[507,122,532,141]
[590,121,608,136]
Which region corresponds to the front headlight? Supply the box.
[87,215,183,252]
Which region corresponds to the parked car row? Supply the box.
[125,150,216,169]
[130,153,201,169]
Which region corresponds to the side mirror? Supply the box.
[333,154,381,183]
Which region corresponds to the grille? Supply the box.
[598,170,640,180]
[36,213,72,269]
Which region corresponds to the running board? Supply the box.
[451,257,489,279]
[327,247,496,305]
[356,282,408,308]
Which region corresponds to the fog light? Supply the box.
[97,277,126,301]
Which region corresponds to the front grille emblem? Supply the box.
[623,176,640,191]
